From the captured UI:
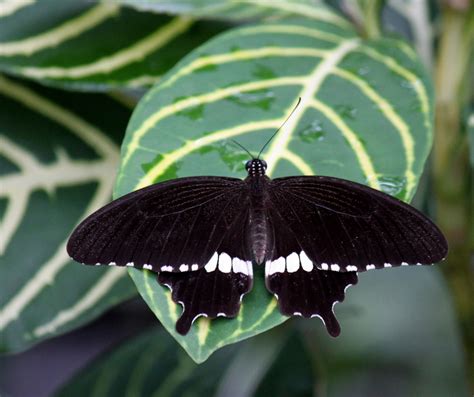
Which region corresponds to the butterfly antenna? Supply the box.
[230,139,255,159]
[257,97,302,159]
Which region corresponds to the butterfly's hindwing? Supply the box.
[264,198,357,335]
[158,206,254,334]
[158,258,253,335]
[268,176,448,272]
[265,259,357,336]
[67,176,249,272]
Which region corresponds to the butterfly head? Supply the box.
[245,159,267,176]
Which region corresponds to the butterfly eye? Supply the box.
[261,160,267,169]
[245,160,252,170]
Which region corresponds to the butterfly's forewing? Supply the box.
[67,176,250,273]
[268,176,448,272]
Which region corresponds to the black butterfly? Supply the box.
[67,101,447,336]
[67,158,447,336]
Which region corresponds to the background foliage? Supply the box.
[0,1,472,396]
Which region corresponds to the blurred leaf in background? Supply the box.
[0,2,228,90]
[55,328,305,397]
[0,76,136,352]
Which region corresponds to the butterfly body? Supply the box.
[246,162,272,264]
[67,158,447,336]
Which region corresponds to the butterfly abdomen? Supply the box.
[248,207,270,264]
[247,176,272,264]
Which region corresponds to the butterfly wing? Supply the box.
[67,176,251,273]
[265,199,357,336]
[68,176,255,335]
[158,205,253,334]
[263,175,446,336]
[268,176,448,272]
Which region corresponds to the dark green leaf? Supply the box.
[0,76,136,352]
[0,3,226,90]
[121,0,347,24]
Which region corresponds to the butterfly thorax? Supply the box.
[246,173,272,264]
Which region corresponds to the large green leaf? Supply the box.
[116,15,433,362]
[55,324,313,397]
[129,267,285,363]
[55,327,291,397]
[122,0,346,24]
[0,76,136,353]
[0,3,226,90]
[55,328,239,397]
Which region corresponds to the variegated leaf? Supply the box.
[0,76,136,352]
[55,328,241,397]
[0,2,226,90]
[55,326,305,397]
[115,12,434,362]
[121,0,344,24]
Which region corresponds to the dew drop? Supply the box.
[377,175,407,198]
[298,120,326,143]
[228,90,275,110]
[358,66,370,76]
[335,104,357,120]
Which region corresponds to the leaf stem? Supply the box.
[358,0,385,38]
[434,3,474,392]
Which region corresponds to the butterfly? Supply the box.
[67,100,447,337]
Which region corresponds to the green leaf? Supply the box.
[55,325,310,397]
[129,267,284,363]
[0,76,136,353]
[121,0,348,25]
[0,3,226,90]
[55,328,239,397]
[116,15,433,362]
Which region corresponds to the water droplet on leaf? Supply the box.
[377,175,407,198]
[298,120,326,143]
[228,90,275,110]
[335,104,357,120]
[358,66,370,76]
